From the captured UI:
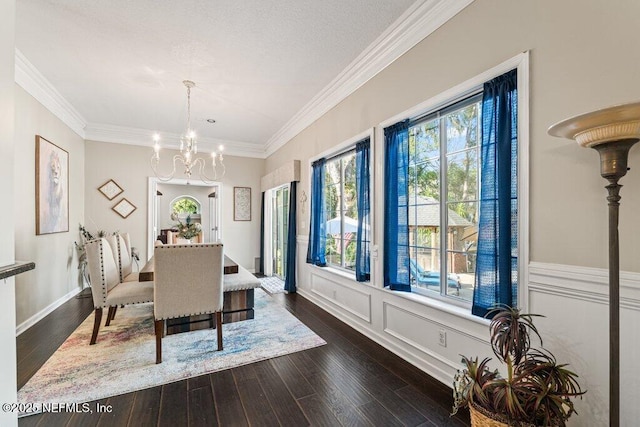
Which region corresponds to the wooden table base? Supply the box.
[166,289,255,335]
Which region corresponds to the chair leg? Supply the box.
[90,308,102,345]
[105,306,115,326]
[111,306,118,322]
[155,319,164,364]
[216,311,223,351]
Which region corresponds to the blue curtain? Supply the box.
[384,120,411,291]
[284,181,297,292]
[259,191,265,274]
[472,69,518,318]
[355,138,371,282]
[306,158,327,266]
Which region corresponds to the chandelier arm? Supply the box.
[191,157,219,184]
[150,154,185,182]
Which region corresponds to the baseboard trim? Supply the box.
[16,287,84,336]
[297,288,455,386]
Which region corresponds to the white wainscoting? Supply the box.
[296,236,639,426]
[528,262,640,426]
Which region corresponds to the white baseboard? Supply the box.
[297,287,455,386]
[16,287,84,336]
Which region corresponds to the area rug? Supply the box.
[18,288,325,417]
[259,276,285,294]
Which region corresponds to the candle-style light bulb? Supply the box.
[153,134,160,155]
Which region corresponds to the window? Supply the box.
[171,196,200,215]
[408,94,481,302]
[323,150,357,270]
[385,66,521,312]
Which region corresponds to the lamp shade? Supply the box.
[548,101,640,147]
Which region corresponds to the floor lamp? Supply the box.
[549,101,640,427]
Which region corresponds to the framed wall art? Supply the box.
[233,187,251,221]
[36,135,69,235]
[98,179,123,200]
[112,198,137,219]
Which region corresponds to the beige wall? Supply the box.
[265,0,640,425]
[267,0,640,272]
[14,86,86,327]
[1,0,17,424]
[84,141,263,269]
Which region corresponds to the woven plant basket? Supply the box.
[469,403,539,427]
[469,403,508,427]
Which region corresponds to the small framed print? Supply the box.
[98,179,123,200]
[233,187,251,221]
[112,198,137,219]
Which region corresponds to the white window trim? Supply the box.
[308,127,375,281]
[375,51,530,312]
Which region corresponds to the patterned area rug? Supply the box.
[259,276,285,294]
[18,289,325,417]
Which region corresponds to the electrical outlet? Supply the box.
[438,330,447,347]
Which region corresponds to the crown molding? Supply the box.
[14,49,87,138]
[84,123,266,159]
[264,0,475,157]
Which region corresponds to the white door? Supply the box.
[208,186,220,242]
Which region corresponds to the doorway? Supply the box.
[147,177,222,259]
[271,184,289,279]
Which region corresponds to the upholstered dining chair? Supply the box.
[85,238,154,345]
[153,243,224,364]
[104,233,142,325]
[107,233,138,282]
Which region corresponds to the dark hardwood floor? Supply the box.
[17,288,470,426]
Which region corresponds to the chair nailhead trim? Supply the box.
[116,236,124,283]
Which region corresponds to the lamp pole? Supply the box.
[549,102,640,427]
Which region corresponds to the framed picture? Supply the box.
[233,187,251,221]
[98,179,123,200]
[112,198,137,219]
[36,135,69,235]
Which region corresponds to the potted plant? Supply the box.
[171,213,202,243]
[452,306,585,427]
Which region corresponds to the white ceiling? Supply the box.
[14,0,418,153]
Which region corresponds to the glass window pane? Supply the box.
[413,120,439,161]
[343,154,357,219]
[414,159,440,201]
[446,201,477,301]
[324,183,339,220]
[344,237,357,270]
[445,103,479,153]
[410,248,441,293]
[447,149,478,202]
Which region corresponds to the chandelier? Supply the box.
[151,80,225,183]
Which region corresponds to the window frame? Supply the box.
[324,148,357,272]
[407,93,482,304]
[376,52,530,311]
[308,128,375,282]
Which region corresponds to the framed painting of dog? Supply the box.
[36,135,69,235]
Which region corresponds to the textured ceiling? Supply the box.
[15,0,416,152]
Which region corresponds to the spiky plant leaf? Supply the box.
[488,305,543,365]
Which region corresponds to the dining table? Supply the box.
[138,254,238,282]
[137,253,255,335]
